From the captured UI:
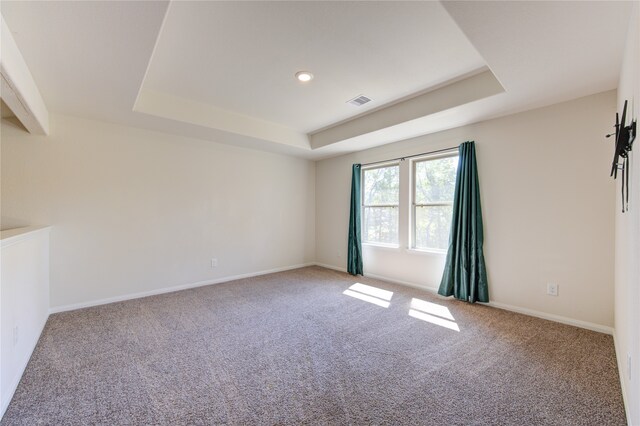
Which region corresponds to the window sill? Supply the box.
[405,248,447,256]
[362,242,401,251]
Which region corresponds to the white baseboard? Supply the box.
[315,262,440,293]
[314,262,347,273]
[313,263,613,335]
[486,301,613,335]
[363,271,440,294]
[1,312,49,419]
[48,259,614,336]
[49,263,315,314]
[613,332,632,426]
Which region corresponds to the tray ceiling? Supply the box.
[0,1,632,159]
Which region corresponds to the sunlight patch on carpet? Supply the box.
[343,283,393,308]
[410,298,455,320]
[409,298,459,331]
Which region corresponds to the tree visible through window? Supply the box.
[362,164,399,245]
[413,155,458,250]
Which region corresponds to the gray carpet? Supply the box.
[1,266,626,425]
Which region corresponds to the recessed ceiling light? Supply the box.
[295,71,314,82]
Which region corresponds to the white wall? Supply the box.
[1,227,50,417]
[615,3,639,424]
[1,114,316,310]
[316,90,616,329]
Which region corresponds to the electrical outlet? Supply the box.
[547,283,558,296]
[211,258,218,268]
[13,325,19,346]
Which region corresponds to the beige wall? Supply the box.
[615,3,639,424]
[1,114,316,309]
[316,90,616,328]
[1,94,617,326]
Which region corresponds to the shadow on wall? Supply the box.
[0,217,32,232]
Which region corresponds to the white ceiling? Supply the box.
[143,1,485,133]
[0,1,168,125]
[0,1,633,160]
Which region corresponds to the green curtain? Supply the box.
[347,164,363,275]
[438,142,489,303]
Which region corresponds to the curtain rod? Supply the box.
[360,146,458,167]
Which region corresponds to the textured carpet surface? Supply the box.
[2,266,626,425]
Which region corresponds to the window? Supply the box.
[362,164,399,245]
[413,155,458,251]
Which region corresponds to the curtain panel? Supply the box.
[347,164,363,275]
[438,142,489,303]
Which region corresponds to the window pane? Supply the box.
[364,206,398,245]
[415,205,453,250]
[363,166,399,205]
[415,157,458,204]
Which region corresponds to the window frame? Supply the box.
[361,162,401,247]
[411,152,458,252]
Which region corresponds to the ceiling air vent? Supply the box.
[347,94,372,107]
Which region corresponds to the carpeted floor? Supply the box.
[1,266,626,425]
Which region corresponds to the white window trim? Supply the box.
[363,242,401,250]
[361,162,400,246]
[405,247,447,256]
[410,152,458,251]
